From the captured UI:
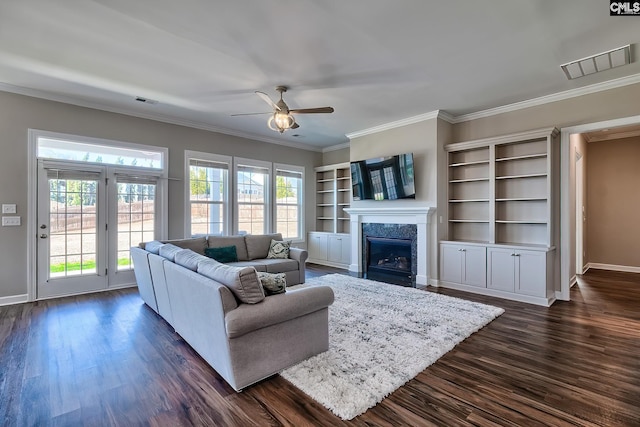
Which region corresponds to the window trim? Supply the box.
[184,150,232,238]
[28,129,169,302]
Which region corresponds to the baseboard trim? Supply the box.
[587,263,640,274]
[570,275,577,288]
[438,280,555,307]
[0,294,29,307]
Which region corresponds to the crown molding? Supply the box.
[346,110,450,140]
[584,129,640,143]
[0,82,324,152]
[452,72,640,123]
[322,142,350,153]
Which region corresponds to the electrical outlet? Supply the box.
[2,204,16,214]
[2,216,20,226]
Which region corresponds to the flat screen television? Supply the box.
[350,153,415,200]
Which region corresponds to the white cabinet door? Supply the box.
[516,250,546,297]
[340,235,351,265]
[441,244,486,287]
[487,247,516,292]
[327,235,344,263]
[440,244,463,283]
[462,246,487,287]
[308,233,328,261]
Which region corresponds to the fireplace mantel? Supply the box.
[344,207,436,286]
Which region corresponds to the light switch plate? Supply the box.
[2,216,20,226]
[2,204,16,214]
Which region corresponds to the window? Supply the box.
[37,137,163,169]
[275,164,304,240]
[185,154,305,241]
[185,152,231,236]
[235,158,270,235]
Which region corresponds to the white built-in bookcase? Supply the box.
[445,127,559,247]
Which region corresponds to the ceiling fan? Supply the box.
[232,86,334,133]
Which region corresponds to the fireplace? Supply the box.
[365,237,413,286]
[344,207,435,286]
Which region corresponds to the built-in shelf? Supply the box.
[441,127,559,306]
[496,197,547,202]
[449,160,490,167]
[449,177,490,183]
[445,127,558,247]
[495,173,547,180]
[496,220,547,224]
[315,162,351,234]
[495,153,547,162]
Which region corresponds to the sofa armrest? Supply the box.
[289,247,308,282]
[288,247,307,263]
[225,286,334,339]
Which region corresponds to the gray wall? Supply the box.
[0,91,322,299]
[453,83,640,142]
[586,136,640,268]
[349,118,442,281]
[322,146,350,165]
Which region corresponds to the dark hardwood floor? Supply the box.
[1,266,640,426]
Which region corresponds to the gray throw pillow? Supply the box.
[174,249,208,271]
[197,259,265,304]
[257,272,286,295]
[158,243,181,261]
[143,240,164,254]
[267,239,291,259]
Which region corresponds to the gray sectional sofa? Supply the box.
[130,234,333,391]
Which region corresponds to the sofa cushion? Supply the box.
[197,259,265,304]
[143,240,164,255]
[158,243,182,261]
[161,237,207,255]
[174,249,209,271]
[256,258,299,274]
[257,272,286,295]
[245,233,282,260]
[207,235,249,261]
[226,261,267,272]
[205,245,238,263]
[267,239,291,259]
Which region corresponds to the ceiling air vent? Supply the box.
[134,96,158,105]
[560,44,631,80]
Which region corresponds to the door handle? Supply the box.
[40,234,48,239]
[40,224,47,229]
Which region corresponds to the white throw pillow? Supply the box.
[267,239,291,259]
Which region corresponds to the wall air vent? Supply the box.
[560,44,631,80]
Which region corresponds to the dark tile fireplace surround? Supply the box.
[362,223,418,287]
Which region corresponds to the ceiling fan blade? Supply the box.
[255,91,280,111]
[289,107,334,114]
[291,122,300,129]
[231,112,272,116]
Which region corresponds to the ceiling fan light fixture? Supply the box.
[268,111,296,133]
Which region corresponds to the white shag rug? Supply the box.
[280,274,504,420]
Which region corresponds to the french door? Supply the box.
[37,160,158,299]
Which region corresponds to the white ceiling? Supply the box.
[1,0,639,150]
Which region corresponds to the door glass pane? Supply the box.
[48,178,98,277]
[116,182,156,270]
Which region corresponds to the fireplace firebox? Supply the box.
[365,237,413,286]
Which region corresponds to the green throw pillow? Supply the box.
[257,272,287,295]
[204,245,238,263]
[267,239,291,259]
